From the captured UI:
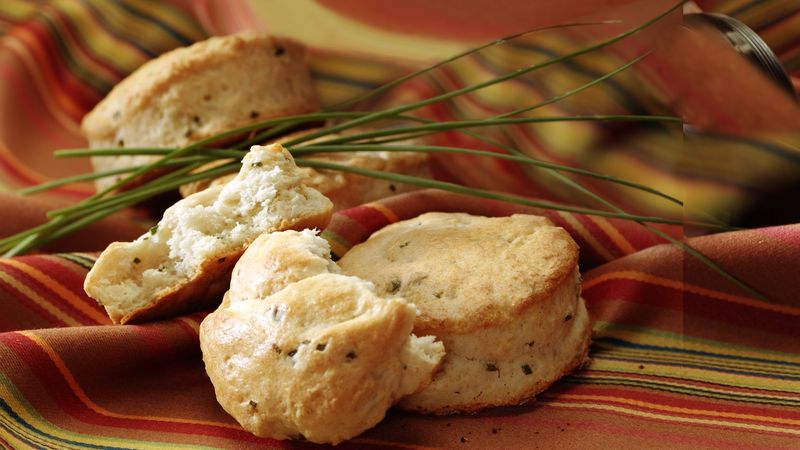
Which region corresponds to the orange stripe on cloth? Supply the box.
[0,270,81,327]
[557,210,616,262]
[0,259,107,323]
[543,393,800,434]
[583,270,800,316]
[20,331,243,430]
[588,215,637,255]
[363,201,400,224]
[1,35,83,135]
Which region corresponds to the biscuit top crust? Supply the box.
[81,32,313,142]
[338,213,579,334]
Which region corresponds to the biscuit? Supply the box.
[200,229,444,444]
[84,144,332,324]
[82,32,319,191]
[338,212,591,414]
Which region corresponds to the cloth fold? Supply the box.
[2,192,799,449]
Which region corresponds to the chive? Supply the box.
[272,344,282,354]
[294,143,684,208]
[292,1,682,146]
[149,225,158,235]
[521,364,533,375]
[389,279,402,293]
[133,257,141,264]
[316,343,327,351]
[294,159,720,229]
[486,363,498,372]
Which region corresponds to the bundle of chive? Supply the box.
[0,2,769,301]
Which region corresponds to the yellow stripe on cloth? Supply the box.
[1,259,107,323]
[0,270,81,327]
[0,374,208,450]
[544,397,800,436]
[21,332,244,430]
[365,201,400,224]
[557,211,616,261]
[588,215,638,255]
[584,270,800,316]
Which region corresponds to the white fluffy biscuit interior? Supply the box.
[84,144,331,321]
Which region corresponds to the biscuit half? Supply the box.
[338,212,592,414]
[84,144,332,324]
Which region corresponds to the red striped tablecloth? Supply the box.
[1,1,799,448]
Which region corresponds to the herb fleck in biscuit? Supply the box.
[338,212,591,414]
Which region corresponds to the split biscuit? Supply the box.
[84,143,332,324]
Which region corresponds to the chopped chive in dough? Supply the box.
[149,225,158,235]
[526,340,535,348]
[271,344,282,354]
[248,400,258,409]
[389,279,401,293]
[316,343,327,351]
[399,241,410,248]
[485,363,498,372]
[346,351,357,360]
[193,115,201,124]
[117,139,125,147]
[434,291,443,299]
[251,161,263,167]
[521,364,533,375]
[270,306,285,322]
[132,257,141,264]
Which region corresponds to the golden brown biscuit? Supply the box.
[200,229,444,444]
[338,212,591,414]
[84,144,332,324]
[82,32,319,191]
[224,229,340,308]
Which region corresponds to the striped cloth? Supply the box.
[1,192,799,449]
[1,0,799,448]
